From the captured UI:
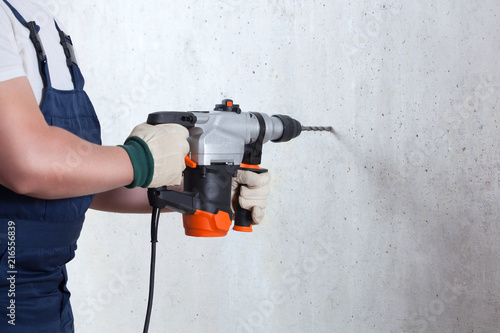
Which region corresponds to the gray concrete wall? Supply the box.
[53,0,499,332]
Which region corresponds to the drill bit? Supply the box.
[302,126,334,132]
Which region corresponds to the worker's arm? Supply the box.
[90,187,152,213]
[0,77,134,199]
[90,186,176,213]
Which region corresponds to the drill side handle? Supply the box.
[233,166,268,232]
[234,200,254,232]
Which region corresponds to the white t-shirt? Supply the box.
[0,0,74,104]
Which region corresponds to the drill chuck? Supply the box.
[271,114,302,142]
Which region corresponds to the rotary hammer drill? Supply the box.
[142,99,332,332]
[146,99,331,237]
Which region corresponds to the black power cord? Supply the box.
[143,207,161,333]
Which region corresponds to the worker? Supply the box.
[0,0,270,332]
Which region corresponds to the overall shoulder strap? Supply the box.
[2,0,51,87]
[54,20,85,90]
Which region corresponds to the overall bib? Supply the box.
[0,1,101,331]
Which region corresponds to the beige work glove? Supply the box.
[121,123,190,188]
[231,170,271,224]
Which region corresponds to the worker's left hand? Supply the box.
[231,170,271,224]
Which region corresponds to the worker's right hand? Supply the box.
[120,123,190,188]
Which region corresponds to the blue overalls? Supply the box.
[0,1,101,331]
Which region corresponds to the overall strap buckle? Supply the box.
[59,30,78,67]
[26,21,47,64]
